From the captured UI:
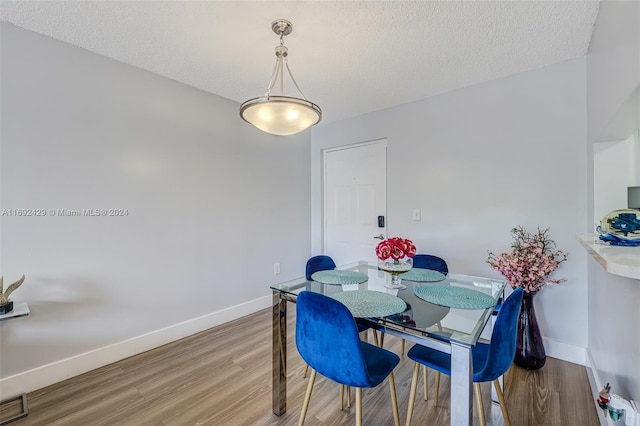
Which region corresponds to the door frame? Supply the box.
[321,138,388,254]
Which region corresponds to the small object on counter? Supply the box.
[598,383,611,410]
[608,394,639,425]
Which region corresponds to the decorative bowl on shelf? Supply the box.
[597,209,640,246]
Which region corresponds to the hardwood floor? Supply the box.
[1,308,600,425]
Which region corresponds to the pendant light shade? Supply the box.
[240,20,322,136]
[240,96,321,136]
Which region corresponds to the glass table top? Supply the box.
[271,260,506,347]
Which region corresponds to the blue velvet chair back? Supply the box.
[296,291,375,388]
[473,287,523,383]
[305,255,337,280]
[412,254,449,275]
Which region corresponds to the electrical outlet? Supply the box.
[274,262,281,275]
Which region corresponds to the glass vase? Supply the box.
[514,291,546,370]
[379,257,413,289]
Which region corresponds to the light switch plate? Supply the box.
[412,209,421,221]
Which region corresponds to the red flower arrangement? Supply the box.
[376,237,417,261]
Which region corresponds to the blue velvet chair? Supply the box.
[412,254,448,275]
[405,287,524,426]
[305,255,337,280]
[296,291,401,426]
[303,255,378,382]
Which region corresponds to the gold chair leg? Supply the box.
[493,379,511,426]
[388,372,400,426]
[474,383,486,426]
[422,366,428,400]
[406,363,420,426]
[356,387,363,426]
[298,369,316,426]
[373,330,380,347]
[340,384,344,410]
[347,386,351,408]
[303,364,309,378]
[434,371,441,406]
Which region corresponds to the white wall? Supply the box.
[311,58,588,363]
[0,23,312,396]
[586,0,640,403]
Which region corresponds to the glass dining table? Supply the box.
[270,260,506,426]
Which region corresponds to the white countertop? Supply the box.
[578,234,640,280]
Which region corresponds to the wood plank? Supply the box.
[5,308,600,425]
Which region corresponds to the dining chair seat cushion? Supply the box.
[296,291,399,388]
[358,341,400,387]
[406,344,451,376]
[407,341,496,383]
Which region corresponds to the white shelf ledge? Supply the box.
[578,234,640,280]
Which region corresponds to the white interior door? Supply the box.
[324,140,387,265]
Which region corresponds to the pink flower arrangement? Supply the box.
[376,237,417,261]
[487,226,568,293]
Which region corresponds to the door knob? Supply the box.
[373,234,385,240]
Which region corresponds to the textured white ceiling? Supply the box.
[0,1,600,125]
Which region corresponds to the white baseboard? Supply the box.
[0,300,595,403]
[0,295,271,398]
[543,336,586,365]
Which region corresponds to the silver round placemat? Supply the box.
[311,270,369,285]
[332,290,407,318]
[414,285,496,310]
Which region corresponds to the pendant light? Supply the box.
[240,19,322,136]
